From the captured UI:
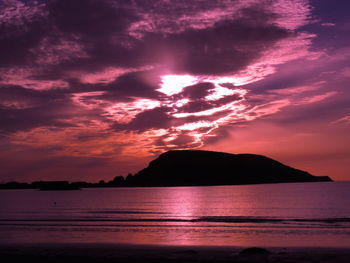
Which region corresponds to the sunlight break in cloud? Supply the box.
[158,75,199,96]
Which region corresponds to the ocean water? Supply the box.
[1,182,350,247]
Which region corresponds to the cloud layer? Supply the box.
[1,0,349,181]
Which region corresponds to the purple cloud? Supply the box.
[1,0,349,181]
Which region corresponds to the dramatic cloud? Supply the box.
[1,0,349,181]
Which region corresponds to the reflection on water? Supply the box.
[1,182,350,247]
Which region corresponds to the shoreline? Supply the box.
[0,180,336,191]
[1,243,350,263]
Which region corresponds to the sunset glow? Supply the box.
[159,75,199,96]
[1,0,350,182]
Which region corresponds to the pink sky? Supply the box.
[0,0,349,182]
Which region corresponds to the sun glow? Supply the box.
[158,75,198,95]
[67,70,304,152]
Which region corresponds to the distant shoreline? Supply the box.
[0,180,335,190]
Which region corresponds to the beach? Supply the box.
[1,243,350,263]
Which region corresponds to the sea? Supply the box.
[1,182,350,247]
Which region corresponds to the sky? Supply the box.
[0,0,349,183]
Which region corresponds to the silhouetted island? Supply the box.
[124,150,332,186]
[0,150,332,189]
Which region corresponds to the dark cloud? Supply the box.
[0,19,48,67]
[130,5,290,75]
[0,86,46,102]
[180,83,214,99]
[1,0,291,76]
[167,20,288,75]
[175,100,213,113]
[118,107,171,132]
[48,0,137,37]
[0,86,100,132]
[101,71,161,100]
[1,0,291,85]
[0,105,66,132]
[42,0,142,72]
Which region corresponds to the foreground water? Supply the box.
[1,182,350,247]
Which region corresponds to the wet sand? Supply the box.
[1,243,350,263]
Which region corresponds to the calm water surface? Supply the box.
[1,182,350,247]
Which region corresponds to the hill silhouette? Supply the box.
[126,150,332,186]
